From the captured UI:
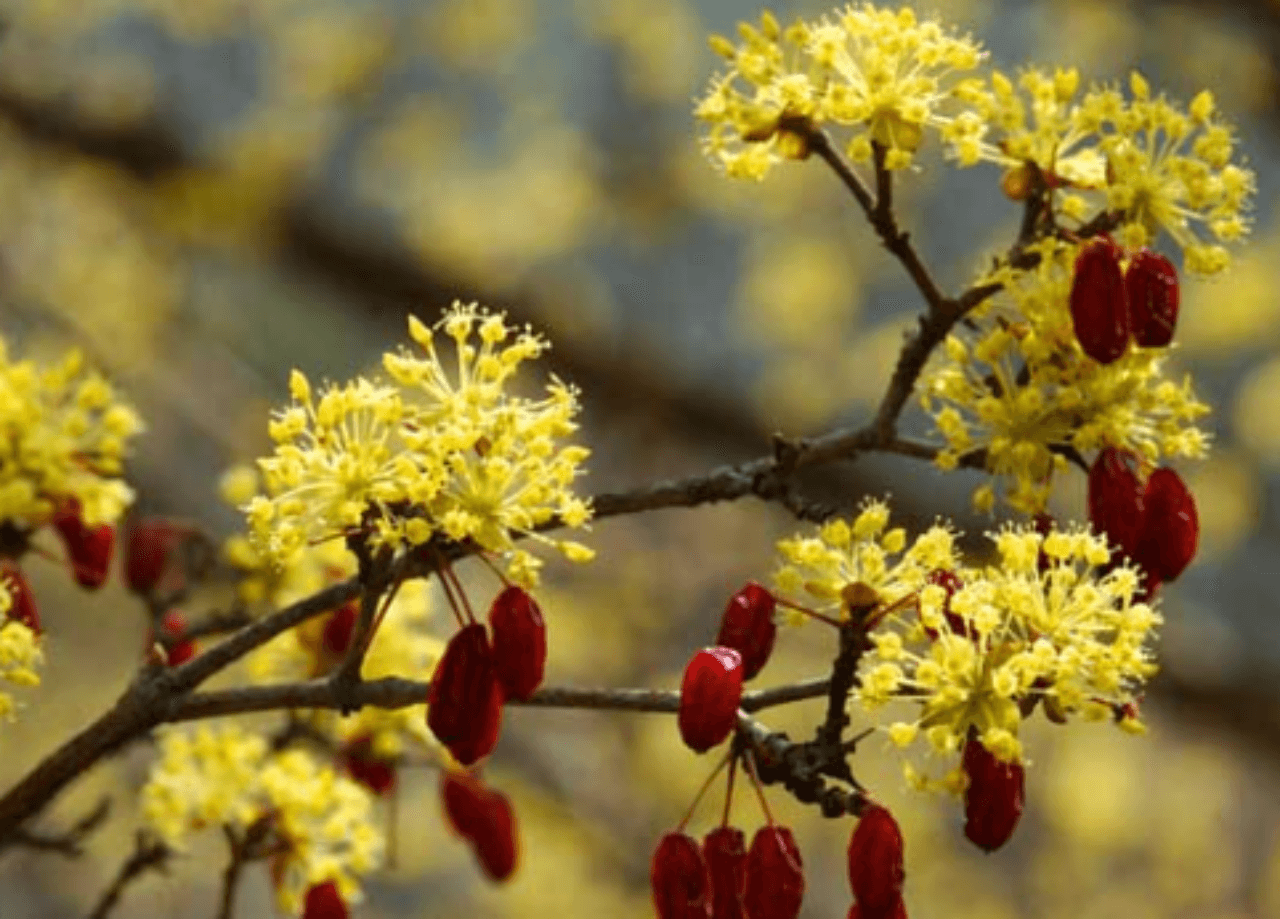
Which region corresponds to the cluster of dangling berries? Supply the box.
[1069,238,1179,365]
[1087,446,1198,597]
[425,584,544,881]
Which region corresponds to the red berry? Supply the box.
[1032,513,1055,574]
[848,897,908,919]
[53,501,114,590]
[157,610,195,666]
[962,737,1025,853]
[322,602,359,658]
[488,586,547,701]
[302,880,348,919]
[703,826,747,919]
[124,518,180,595]
[342,737,396,796]
[677,647,744,754]
[924,570,966,638]
[715,583,777,681]
[847,804,905,914]
[1134,467,1198,582]
[1070,238,1130,364]
[1125,249,1179,347]
[441,770,489,839]
[427,624,505,766]
[441,771,519,881]
[1,563,40,634]
[1087,447,1145,560]
[651,832,712,919]
[743,826,804,919]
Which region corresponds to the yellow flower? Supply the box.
[695,4,986,179]
[0,337,142,529]
[921,238,1210,514]
[247,301,593,585]
[0,620,43,721]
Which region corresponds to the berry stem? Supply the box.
[676,749,733,833]
[742,747,776,828]
[720,754,737,828]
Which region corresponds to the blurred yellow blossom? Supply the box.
[695,4,986,179]
[245,302,593,585]
[0,619,42,721]
[0,336,142,528]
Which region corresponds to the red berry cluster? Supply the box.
[426,586,546,766]
[441,769,519,882]
[1087,446,1199,595]
[652,822,804,919]
[301,880,348,919]
[1069,239,1180,364]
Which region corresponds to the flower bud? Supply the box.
[962,736,1025,852]
[302,880,348,919]
[1,563,40,634]
[715,583,777,681]
[651,832,712,919]
[1125,249,1179,347]
[488,586,547,701]
[1087,447,1144,560]
[743,825,804,919]
[703,826,747,919]
[1134,467,1198,582]
[342,736,396,796]
[1069,238,1129,364]
[427,624,505,766]
[156,610,195,666]
[678,647,744,753]
[440,770,520,881]
[847,804,905,914]
[124,517,180,595]
[53,500,114,590]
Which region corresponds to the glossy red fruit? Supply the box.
[302,880,348,919]
[53,502,114,589]
[743,825,804,919]
[651,832,712,919]
[441,770,489,838]
[342,737,396,796]
[1087,447,1145,560]
[427,624,505,766]
[924,570,966,638]
[157,610,195,666]
[124,518,179,595]
[488,586,547,701]
[1070,237,1130,364]
[322,602,359,658]
[1125,249,1179,347]
[962,736,1025,853]
[715,583,777,681]
[678,647,744,754]
[1134,467,1199,582]
[847,897,908,919]
[847,804,905,914]
[439,770,519,880]
[703,826,747,919]
[1,563,40,634]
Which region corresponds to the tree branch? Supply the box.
[86,832,170,919]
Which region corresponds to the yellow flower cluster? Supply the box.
[245,302,593,585]
[772,505,1159,785]
[142,724,383,915]
[921,237,1210,514]
[695,5,985,179]
[248,572,443,759]
[0,616,42,721]
[773,498,958,623]
[0,337,142,528]
[955,69,1254,274]
[867,526,1158,782]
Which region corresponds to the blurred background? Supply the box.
[0,0,1278,916]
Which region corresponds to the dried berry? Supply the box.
[847,897,908,919]
[743,825,804,919]
[1,563,40,634]
[439,769,519,881]
[488,586,547,701]
[847,804,905,915]
[427,624,504,766]
[1125,249,1179,347]
[703,826,747,919]
[1134,467,1199,582]
[156,610,195,666]
[1087,447,1145,560]
[1070,238,1130,364]
[715,583,777,680]
[651,832,712,919]
[962,736,1025,853]
[53,501,114,590]
[342,737,396,796]
[302,880,348,919]
[678,647,744,754]
[925,569,966,638]
[124,518,180,595]
[322,602,359,658]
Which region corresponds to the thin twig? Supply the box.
[87,832,170,919]
[1,796,110,857]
